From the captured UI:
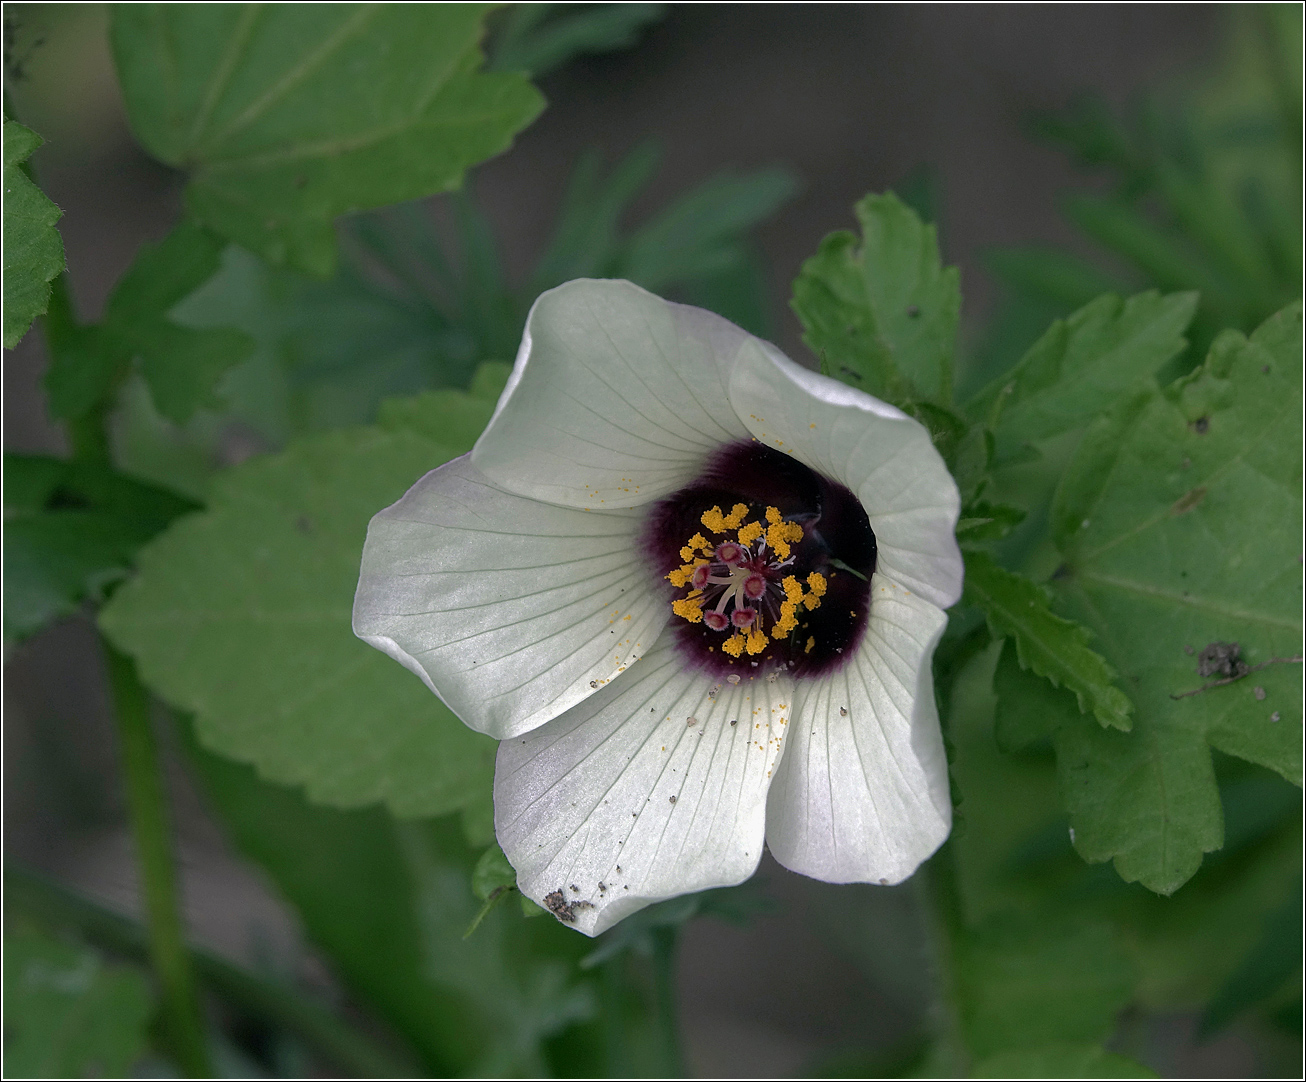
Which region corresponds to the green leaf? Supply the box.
[956,919,1134,1060]
[3,119,65,348]
[42,323,129,423]
[1045,303,1303,894]
[529,142,661,293]
[992,637,1080,752]
[42,221,255,426]
[791,190,960,406]
[3,926,152,1079]
[959,639,1301,1032]
[974,1044,1156,1079]
[963,550,1133,731]
[1063,196,1224,302]
[3,454,199,641]
[98,382,512,816]
[472,843,519,902]
[984,246,1128,313]
[617,166,799,293]
[177,717,593,1076]
[488,3,665,78]
[110,4,544,275]
[106,220,256,423]
[968,291,1197,446]
[956,503,1026,546]
[1199,874,1302,1035]
[375,366,507,447]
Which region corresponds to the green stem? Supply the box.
[42,272,112,465]
[103,638,212,1077]
[3,863,420,1078]
[649,925,686,1077]
[916,842,972,1077]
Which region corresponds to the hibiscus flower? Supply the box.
[354,279,963,935]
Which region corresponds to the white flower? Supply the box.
[354,279,963,935]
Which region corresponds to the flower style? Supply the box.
[353,279,963,935]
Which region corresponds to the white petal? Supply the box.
[728,340,963,608]
[472,279,753,509]
[495,633,794,936]
[353,456,669,739]
[764,573,951,884]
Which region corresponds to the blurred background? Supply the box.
[4,3,1296,1077]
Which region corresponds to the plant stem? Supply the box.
[3,863,420,1079]
[649,925,686,1077]
[103,638,213,1077]
[41,272,112,465]
[916,842,972,1077]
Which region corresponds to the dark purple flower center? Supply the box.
[643,441,876,679]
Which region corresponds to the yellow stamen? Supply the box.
[723,503,750,529]
[679,532,710,562]
[745,626,768,655]
[700,506,727,533]
[722,633,746,657]
[736,520,763,547]
[765,519,803,559]
[672,597,703,623]
[806,572,827,597]
[782,576,804,603]
[772,600,799,638]
[765,506,783,526]
[666,562,698,587]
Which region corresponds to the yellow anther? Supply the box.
[805,636,816,654]
[772,600,799,638]
[802,591,822,611]
[722,633,746,658]
[766,519,803,559]
[666,564,696,588]
[700,506,727,533]
[806,571,827,597]
[745,627,768,655]
[737,521,764,546]
[765,506,783,526]
[672,597,704,623]
[679,532,710,561]
[723,503,750,529]
[782,576,804,602]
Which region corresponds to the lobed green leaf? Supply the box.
[111,4,544,275]
[43,220,255,425]
[963,550,1133,732]
[969,290,1197,447]
[1040,302,1303,894]
[99,373,510,816]
[791,190,960,406]
[3,119,65,349]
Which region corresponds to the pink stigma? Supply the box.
[703,611,730,632]
[731,608,757,628]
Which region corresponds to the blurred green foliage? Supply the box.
[968,4,1302,395]
[3,3,1301,1078]
[2,925,153,1078]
